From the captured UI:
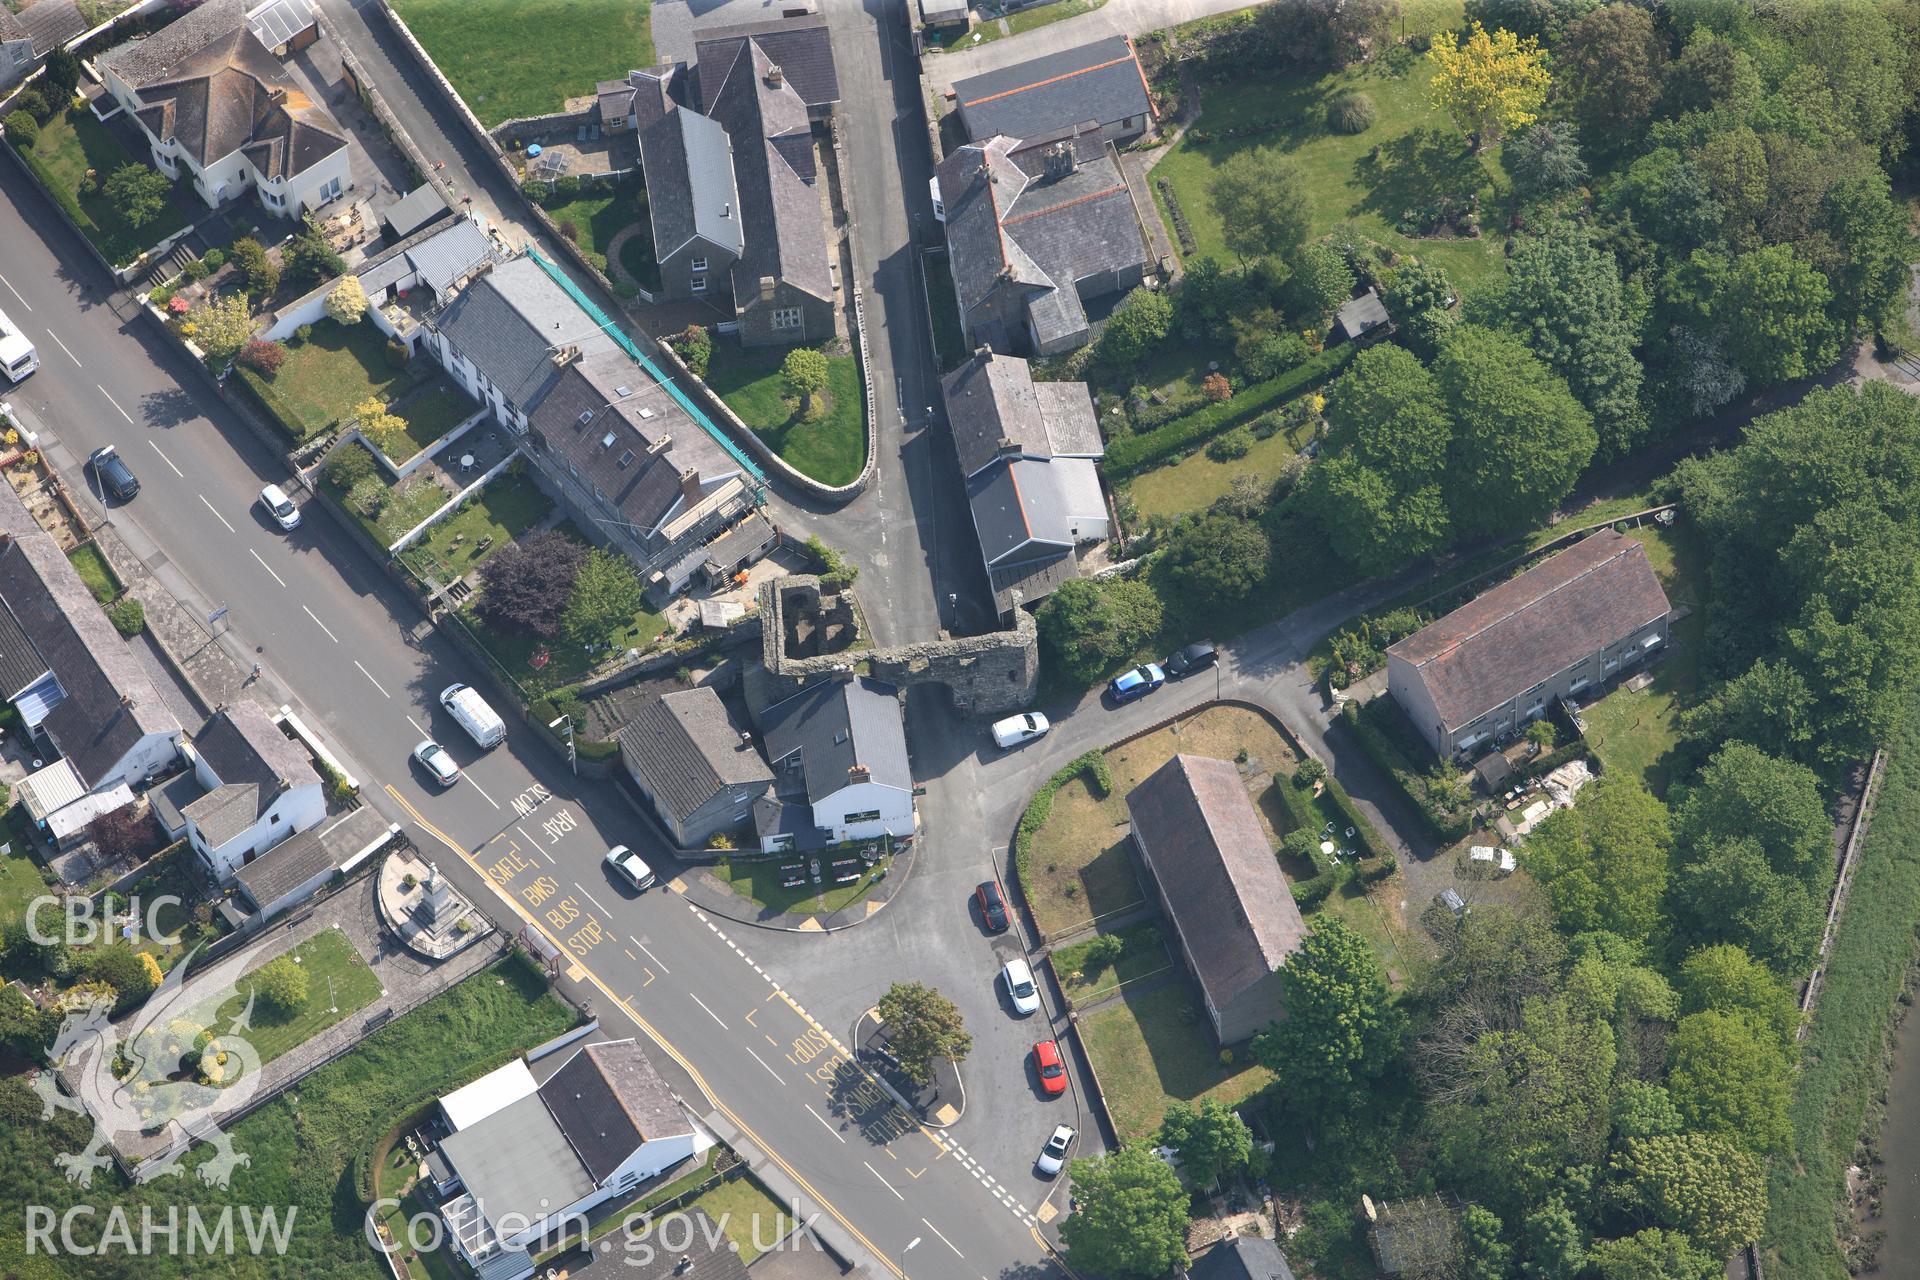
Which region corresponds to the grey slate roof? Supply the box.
[433,257,612,410]
[361,215,496,298]
[708,39,833,307]
[0,592,49,702]
[935,136,1146,351]
[190,700,317,825]
[99,0,248,86]
[1192,1236,1298,1280]
[439,1094,595,1229]
[611,1207,749,1280]
[123,26,345,178]
[0,535,179,786]
[941,351,1102,478]
[617,687,772,827]
[381,183,449,240]
[953,35,1152,142]
[761,676,910,803]
[1335,287,1389,341]
[987,548,1079,613]
[181,784,258,847]
[5,0,85,56]
[640,107,744,261]
[694,14,840,114]
[966,455,1102,565]
[1126,754,1306,1025]
[539,1039,691,1183]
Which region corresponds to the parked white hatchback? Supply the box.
[990,711,1050,750]
[605,845,656,891]
[1036,1124,1076,1177]
[259,483,300,530]
[1001,956,1041,1016]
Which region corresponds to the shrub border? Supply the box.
[1106,343,1355,478]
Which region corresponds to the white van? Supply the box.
[0,308,36,383]
[440,682,506,749]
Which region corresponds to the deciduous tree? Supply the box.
[105,164,171,230]
[1459,1205,1513,1280]
[1036,577,1163,686]
[1098,287,1173,366]
[476,530,589,639]
[1254,918,1404,1117]
[1666,1010,1790,1154]
[560,549,646,649]
[1280,242,1354,325]
[185,293,254,362]
[1427,22,1552,149]
[326,275,368,324]
[1158,1098,1253,1188]
[1676,943,1798,1049]
[1209,149,1311,262]
[1609,1133,1766,1256]
[1557,4,1668,156]
[782,347,830,419]
[1587,1229,1720,1280]
[1060,1145,1189,1279]
[1435,325,1595,536]
[876,982,971,1084]
[1162,514,1270,608]
[88,805,157,866]
[1525,774,1670,943]
[250,955,309,1020]
[350,396,409,459]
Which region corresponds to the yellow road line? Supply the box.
[381,786,910,1279]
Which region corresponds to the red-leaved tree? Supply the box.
[475,530,589,638]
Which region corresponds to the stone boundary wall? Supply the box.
[330,16,432,192]
[756,575,1038,715]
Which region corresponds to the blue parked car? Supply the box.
[1107,663,1166,704]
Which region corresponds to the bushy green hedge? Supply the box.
[1013,749,1109,896]
[1342,698,1475,842]
[1105,344,1354,477]
[233,364,317,443]
[1291,862,1353,907]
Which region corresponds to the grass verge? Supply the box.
[213,927,383,1065]
[66,543,120,605]
[705,342,865,486]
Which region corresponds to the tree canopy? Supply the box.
[1208,149,1311,262]
[1435,325,1596,536]
[875,982,971,1085]
[1254,918,1404,1119]
[1059,1145,1189,1279]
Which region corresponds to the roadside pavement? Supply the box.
[924,0,1266,90]
[673,839,921,932]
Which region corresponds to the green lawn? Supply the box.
[710,854,889,916]
[65,543,120,604]
[464,598,668,696]
[238,319,434,442]
[212,928,383,1065]
[21,109,190,267]
[1051,920,1173,1005]
[0,814,46,935]
[573,1149,721,1251]
[967,0,1108,42]
[1077,982,1274,1138]
[1579,523,1709,798]
[1126,417,1310,518]
[1150,11,1510,288]
[388,382,477,457]
[0,956,575,1280]
[704,342,866,486]
[693,1175,795,1264]
[393,0,655,127]
[399,467,553,580]
[540,181,646,258]
[324,457,454,549]
[617,216,664,293]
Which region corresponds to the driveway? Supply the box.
[924,0,1268,91]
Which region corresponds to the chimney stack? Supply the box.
[764,64,784,89]
[758,275,776,302]
[1043,141,1075,180]
[848,763,871,784]
[679,468,704,503]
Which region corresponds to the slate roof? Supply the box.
[381,183,449,240]
[124,26,345,179]
[967,456,1102,566]
[953,35,1152,142]
[0,535,179,786]
[617,687,772,827]
[439,1094,595,1229]
[762,676,910,803]
[360,215,496,297]
[1387,530,1671,728]
[988,549,1079,614]
[610,1207,748,1280]
[1335,288,1389,341]
[538,1039,691,1183]
[936,135,1146,351]
[1,0,85,56]
[707,39,833,307]
[640,107,744,262]
[1191,1236,1298,1280]
[694,14,840,114]
[183,702,317,844]
[0,591,49,702]
[433,257,612,410]
[942,351,1102,477]
[99,0,248,86]
[1127,755,1306,1022]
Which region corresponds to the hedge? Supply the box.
[233,363,317,444]
[1106,343,1355,477]
[1012,749,1109,899]
[1342,698,1475,842]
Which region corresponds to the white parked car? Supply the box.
[990,712,1050,749]
[1036,1124,1075,1177]
[605,845,656,891]
[259,483,300,530]
[1001,956,1040,1016]
[411,739,459,788]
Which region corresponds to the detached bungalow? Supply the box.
[1387,529,1671,759]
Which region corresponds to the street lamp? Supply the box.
[897,1236,921,1280]
[548,713,576,775]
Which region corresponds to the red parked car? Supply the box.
[1032,1039,1067,1096]
[975,880,1009,933]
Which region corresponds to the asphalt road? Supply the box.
[0,162,1062,1280]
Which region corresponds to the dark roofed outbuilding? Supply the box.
[953,35,1154,145]
[618,687,772,848]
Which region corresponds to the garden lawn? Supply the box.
[462,598,668,696]
[0,820,45,935]
[1578,523,1708,798]
[1077,982,1273,1138]
[21,109,189,267]
[239,319,431,442]
[1126,418,1309,519]
[391,0,654,127]
[0,956,575,1280]
[539,181,646,258]
[704,342,866,486]
[212,927,383,1065]
[1051,921,1173,1006]
[1150,11,1509,288]
[399,468,553,580]
[710,854,889,917]
[65,543,119,604]
[573,1150,721,1250]
[388,382,476,457]
[693,1175,795,1264]
[617,214,664,293]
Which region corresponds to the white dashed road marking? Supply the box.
[689,992,728,1029]
[629,935,669,974]
[0,273,32,310]
[864,1161,904,1201]
[249,549,286,588]
[804,1104,846,1143]
[353,660,390,698]
[45,329,79,366]
[574,883,609,916]
[302,605,338,642]
[467,776,500,810]
[146,440,182,475]
[198,494,235,532]
[97,387,131,423]
[745,1046,785,1085]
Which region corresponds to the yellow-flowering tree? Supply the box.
[1426,21,1550,150]
[351,396,409,458]
[188,293,254,361]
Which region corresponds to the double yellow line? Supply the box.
[382,787,909,1277]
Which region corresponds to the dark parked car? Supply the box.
[88,445,139,501]
[1164,642,1218,678]
[1107,663,1166,704]
[975,880,1009,932]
